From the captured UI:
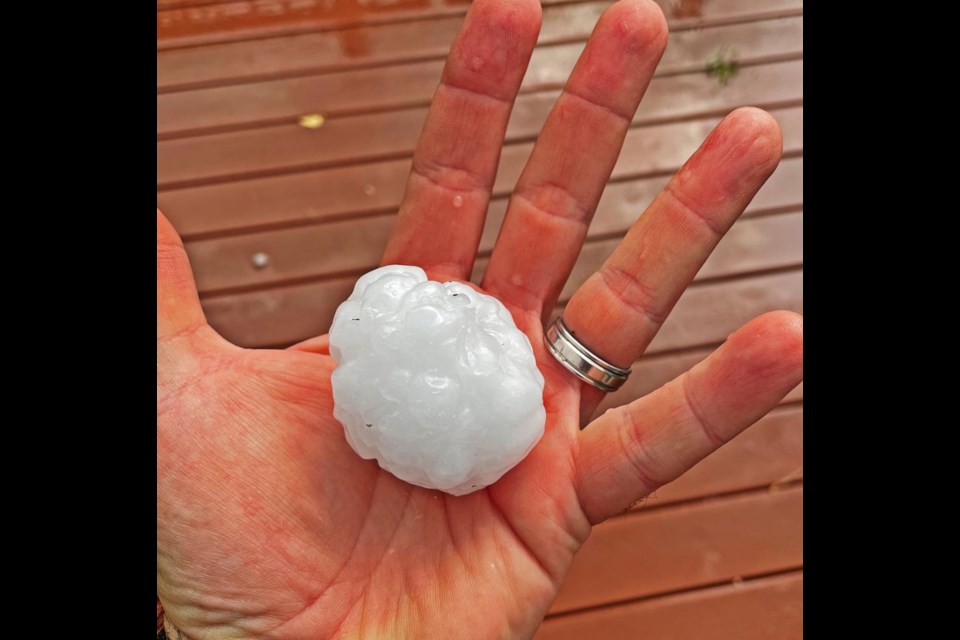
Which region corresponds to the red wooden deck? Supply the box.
[157,1,803,636]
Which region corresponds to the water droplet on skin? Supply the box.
[364,184,376,196]
[251,252,270,269]
[471,56,483,71]
[452,195,464,208]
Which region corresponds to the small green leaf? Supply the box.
[707,48,740,87]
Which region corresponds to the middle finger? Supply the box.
[381,0,542,281]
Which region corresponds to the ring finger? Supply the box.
[562,107,785,419]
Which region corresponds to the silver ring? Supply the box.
[544,317,631,392]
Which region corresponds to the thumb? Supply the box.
[157,209,207,342]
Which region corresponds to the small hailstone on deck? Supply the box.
[329,265,546,495]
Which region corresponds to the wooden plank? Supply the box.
[475,210,804,303]
[157,15,803,137]
[158,1,228,8]
[201,258,801,348]
[158,57,802,188]
[480,151,802,254]
[536,571,803,640]
[156,0,584,9]
[598,348,803,419]
[596,347,803,419]
[158,0,241,8]
[158,1,614,91]
[158,1,583,49]
[602,348,803,417]
[161,105,802,239]
[189,205,800,300]
[183,152,801,294]
[589,268,803,356]
[635,405,802,509]
[158,0,801,51]
[158,0,802,91]
[548,486,802,613]
[158,0,471,49]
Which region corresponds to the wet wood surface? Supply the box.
[157,1,803,636]
[538,570,802,640]
[158,15,802,136]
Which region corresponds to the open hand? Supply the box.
[157,1,803,638]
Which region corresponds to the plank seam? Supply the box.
[543,566,803,621]
[158,2,801,54]
[158,1,590,51]
[157,50,803,139]
[157,75,803,190]
[557,263,803,307]
[176,148,803,242]
[158,10,804,93]
[628,474,803,517]
[193,207,802,298]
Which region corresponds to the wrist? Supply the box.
[163,615,190,640]
[157,599,191,640]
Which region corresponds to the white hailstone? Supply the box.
[329,265,546,495]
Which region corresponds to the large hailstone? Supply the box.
[329,265,546,495]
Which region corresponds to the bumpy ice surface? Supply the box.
[329,265,546,495]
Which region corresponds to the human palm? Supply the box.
[158,282,589,639]
[157,1,803,639]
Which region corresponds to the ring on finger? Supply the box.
[544,317,631,392]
